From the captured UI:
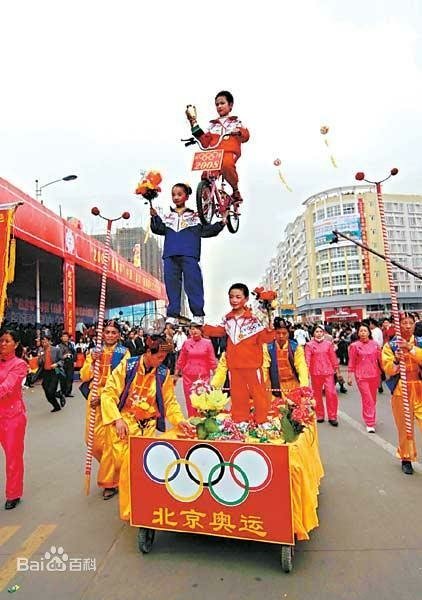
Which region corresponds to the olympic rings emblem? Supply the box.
[142,442,273,506]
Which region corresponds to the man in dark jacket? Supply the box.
[39,335,65,412]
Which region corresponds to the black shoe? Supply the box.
[378,386,383,394]
[401,461,414,475]
[65,394,74,397]
[329,419,339,427]
[317,418,325,423]
[59,395,66,408]
[51,407,61,413]
[102,487,118,500]
[339,386,348,394]
[5,498,20,510]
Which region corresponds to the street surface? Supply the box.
[1,374,421,600]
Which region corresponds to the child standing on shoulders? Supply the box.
[150,183,226,327]
[187,90,249,205]
[203,283,275,424]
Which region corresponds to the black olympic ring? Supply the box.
[185,444,225,488]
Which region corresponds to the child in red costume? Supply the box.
[203,283,274,423]
[188,90,250,204]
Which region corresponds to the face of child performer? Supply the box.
[229,288,248,312]
[215,95,233,117]
[172,186,188,209]
[313,327,325,342]
[103,325,120,347]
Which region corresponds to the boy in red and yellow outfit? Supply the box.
[187,90,249,204]
[203,283,275,423]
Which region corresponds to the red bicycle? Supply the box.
[181,134,241,234]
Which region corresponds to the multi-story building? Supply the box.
[262,186,422,321]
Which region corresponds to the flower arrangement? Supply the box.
[135,170,162,201]
[189,385,230,440]
[128,393,158,422]
[252,286,278,326]
[272,386,315,443]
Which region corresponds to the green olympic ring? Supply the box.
[207,461,250,506]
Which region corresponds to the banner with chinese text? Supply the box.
[0,208,13,324]
[63,261,76,337]
[130,438,294,545]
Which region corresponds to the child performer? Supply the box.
[150,183,226,327]
[186,90,249,204]
[203,283,275,424]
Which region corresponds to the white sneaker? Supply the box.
[366,426,375,433]
[191,316,204,326]
[165,317,179,326]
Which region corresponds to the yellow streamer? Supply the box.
[278,170,293,192]
[7,238,16,284]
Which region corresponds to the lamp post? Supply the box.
[33,174,78,326]
[35,174,78,204]
[84,207,130,495]
[354,168,413,444]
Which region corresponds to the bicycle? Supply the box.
[181,133,241,234]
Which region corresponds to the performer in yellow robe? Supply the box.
[381,313,422,475]
[100,335,193,520]
[79,320,130,499]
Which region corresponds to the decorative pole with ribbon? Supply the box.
[355,169,413,442]
[84,206,130,495]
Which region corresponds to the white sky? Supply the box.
[1,0,422,321]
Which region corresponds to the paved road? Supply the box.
[0,378,421,600]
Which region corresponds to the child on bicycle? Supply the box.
[150,183,226,327]
[186,90,249,204]
[202,283,275,423]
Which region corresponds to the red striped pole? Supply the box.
[355,171,413,441]
[84,208,130,495]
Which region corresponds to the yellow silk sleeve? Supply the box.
[100,359,128,425]
[79,352,94,382]
[211,352,228,388]
[294,345,309,387]
[161,371,185,425]
[381,341,397,378]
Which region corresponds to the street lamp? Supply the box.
[35,174,78,203]
[354,168,413,445]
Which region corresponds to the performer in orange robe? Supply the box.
[203,283,275,423]
[381,313,422,475]
[79,321,129,498]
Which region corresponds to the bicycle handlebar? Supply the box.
[180,131,241,151]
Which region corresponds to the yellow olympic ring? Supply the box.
[164,459,204,503]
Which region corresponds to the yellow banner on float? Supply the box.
[0,208,14,324]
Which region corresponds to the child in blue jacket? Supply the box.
[150,183,226,325]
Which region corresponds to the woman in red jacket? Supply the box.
[0,329,28,510]
[305,325,340,426]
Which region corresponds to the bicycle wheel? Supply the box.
[227,210,240,234]
[196,180,215,225]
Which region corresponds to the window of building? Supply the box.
[331,261,346,272]
[335,288,349,295]
[348,274,361,284]
[318,250,329,261]
[320,264,330,274]
[321,276,331,287]
[345,247,358,257]
[316,208,325,221]
[343,203,355,214]
[349,286,362,294]
[327,205,341,217]
[347,259,360,270]
[332,275,347,285]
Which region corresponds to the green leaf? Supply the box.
[281,415,298,443]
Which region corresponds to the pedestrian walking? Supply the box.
[0,329,28,510]
[347,323,382,433]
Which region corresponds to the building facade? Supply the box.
[262,186,422,321]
